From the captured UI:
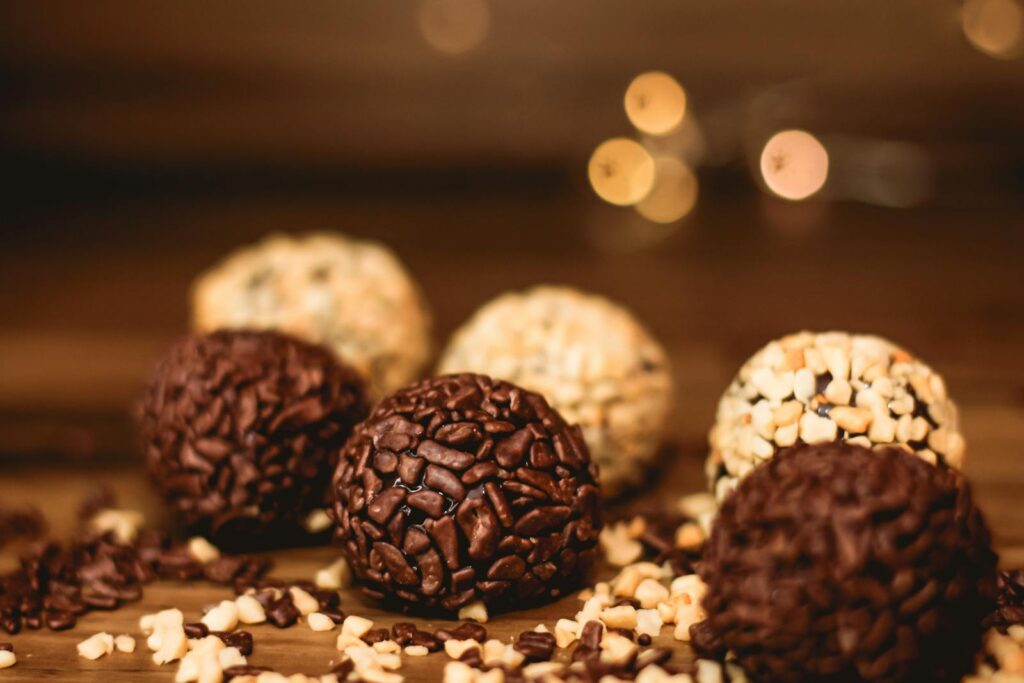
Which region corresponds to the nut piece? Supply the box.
[304,508,334,533]
[0,650,14,669]
[114,635,137,653]
[78,633,115,660]
[600,523,644,567]
[201,600,239,633]
[187,536,221,564]
[235,594,267,625]
[290,586,320,616]
[89,509,145,544]
[341,615,375,640]
[315,557,352,590]
[308,612,336,632]
[458,600,488,624]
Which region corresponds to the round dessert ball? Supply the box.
[437,286,672,496]
[191,232,432,398]
[330,373,602,612]
[700,442,997,683]
[136,330,369,543]
[708,331,964,501]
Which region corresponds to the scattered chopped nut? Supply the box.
[114,635,136,653]
[444,639,481,660]
[201,600,239,633]
[78,632,115,661]
[341,615,374,639]
[304,508,334,533]
[308,612,336,632]
[404,645,429,657]
[0,650,13,669]
[290,586,320,616]
[89,508,145,544]
[600,605,638,630]
[315,557,353,590]
[236,594,267,625]
[600,523,644,567]
[458,600,488,624]
[187,536,221,564]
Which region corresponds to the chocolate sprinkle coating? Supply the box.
[700,442,997,683]
[136,330,368,543]
[330,373,602,611]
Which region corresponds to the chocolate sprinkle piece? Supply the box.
[136,330,368,545]
[700,442,998,683]
[331,373,601,611]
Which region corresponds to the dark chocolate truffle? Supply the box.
[699,442,997,683]
[330,373,602,612]
[136,330,368,543]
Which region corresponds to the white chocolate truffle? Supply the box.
[707,331,964,501]
[438,286,673,495]
[191,233,432,398]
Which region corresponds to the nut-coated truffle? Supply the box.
[700,442,997,683]
[330,373,602,612]
[438,286,672,497]
[136,330,368,543]
[191,232,432,398]
[708,331,964,501]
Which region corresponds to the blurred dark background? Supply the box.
[0,0,1022,505]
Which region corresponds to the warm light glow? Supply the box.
[588,138,657,206]
[963,0,1024,59]
[635,158,698,223]
[760,130,829,201]
[624,72,687,136]
[418,0,490,55]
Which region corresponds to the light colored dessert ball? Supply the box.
[707,330,965,502]
[438,285,673,496]
[192,232,432,398]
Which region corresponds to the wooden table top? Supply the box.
[1,195,1023,681]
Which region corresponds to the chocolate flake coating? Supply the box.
[700,442,997,683]
[136,330,368,543]
[330,373,602,612]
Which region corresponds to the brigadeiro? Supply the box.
[330,373,602,612]
[191,232,432,399]
[136,330,368,545]
[699,441,997,683]
[707,331,965,501]
[438,285,673,497]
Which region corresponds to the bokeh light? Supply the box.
[759,129,829,201]
[624,72,687,136]
[635,157,698,223]
[588,138,657,206]
[418,0,490,55]
[963,0,1024,59]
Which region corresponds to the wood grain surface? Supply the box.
[1,193,1023,681]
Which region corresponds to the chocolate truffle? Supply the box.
[700,442,997,683]
[330,373,602,612]
[191,232,432,398]
[136,330,368,543]
[708,331,964,501]
[438,286,672,496]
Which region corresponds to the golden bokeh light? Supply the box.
[760,130,829,201]
[635,158,698,223]
[418,0,490,55]
[588,138,657,206]
[624,72,687,136]
[963,0,1024,59]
